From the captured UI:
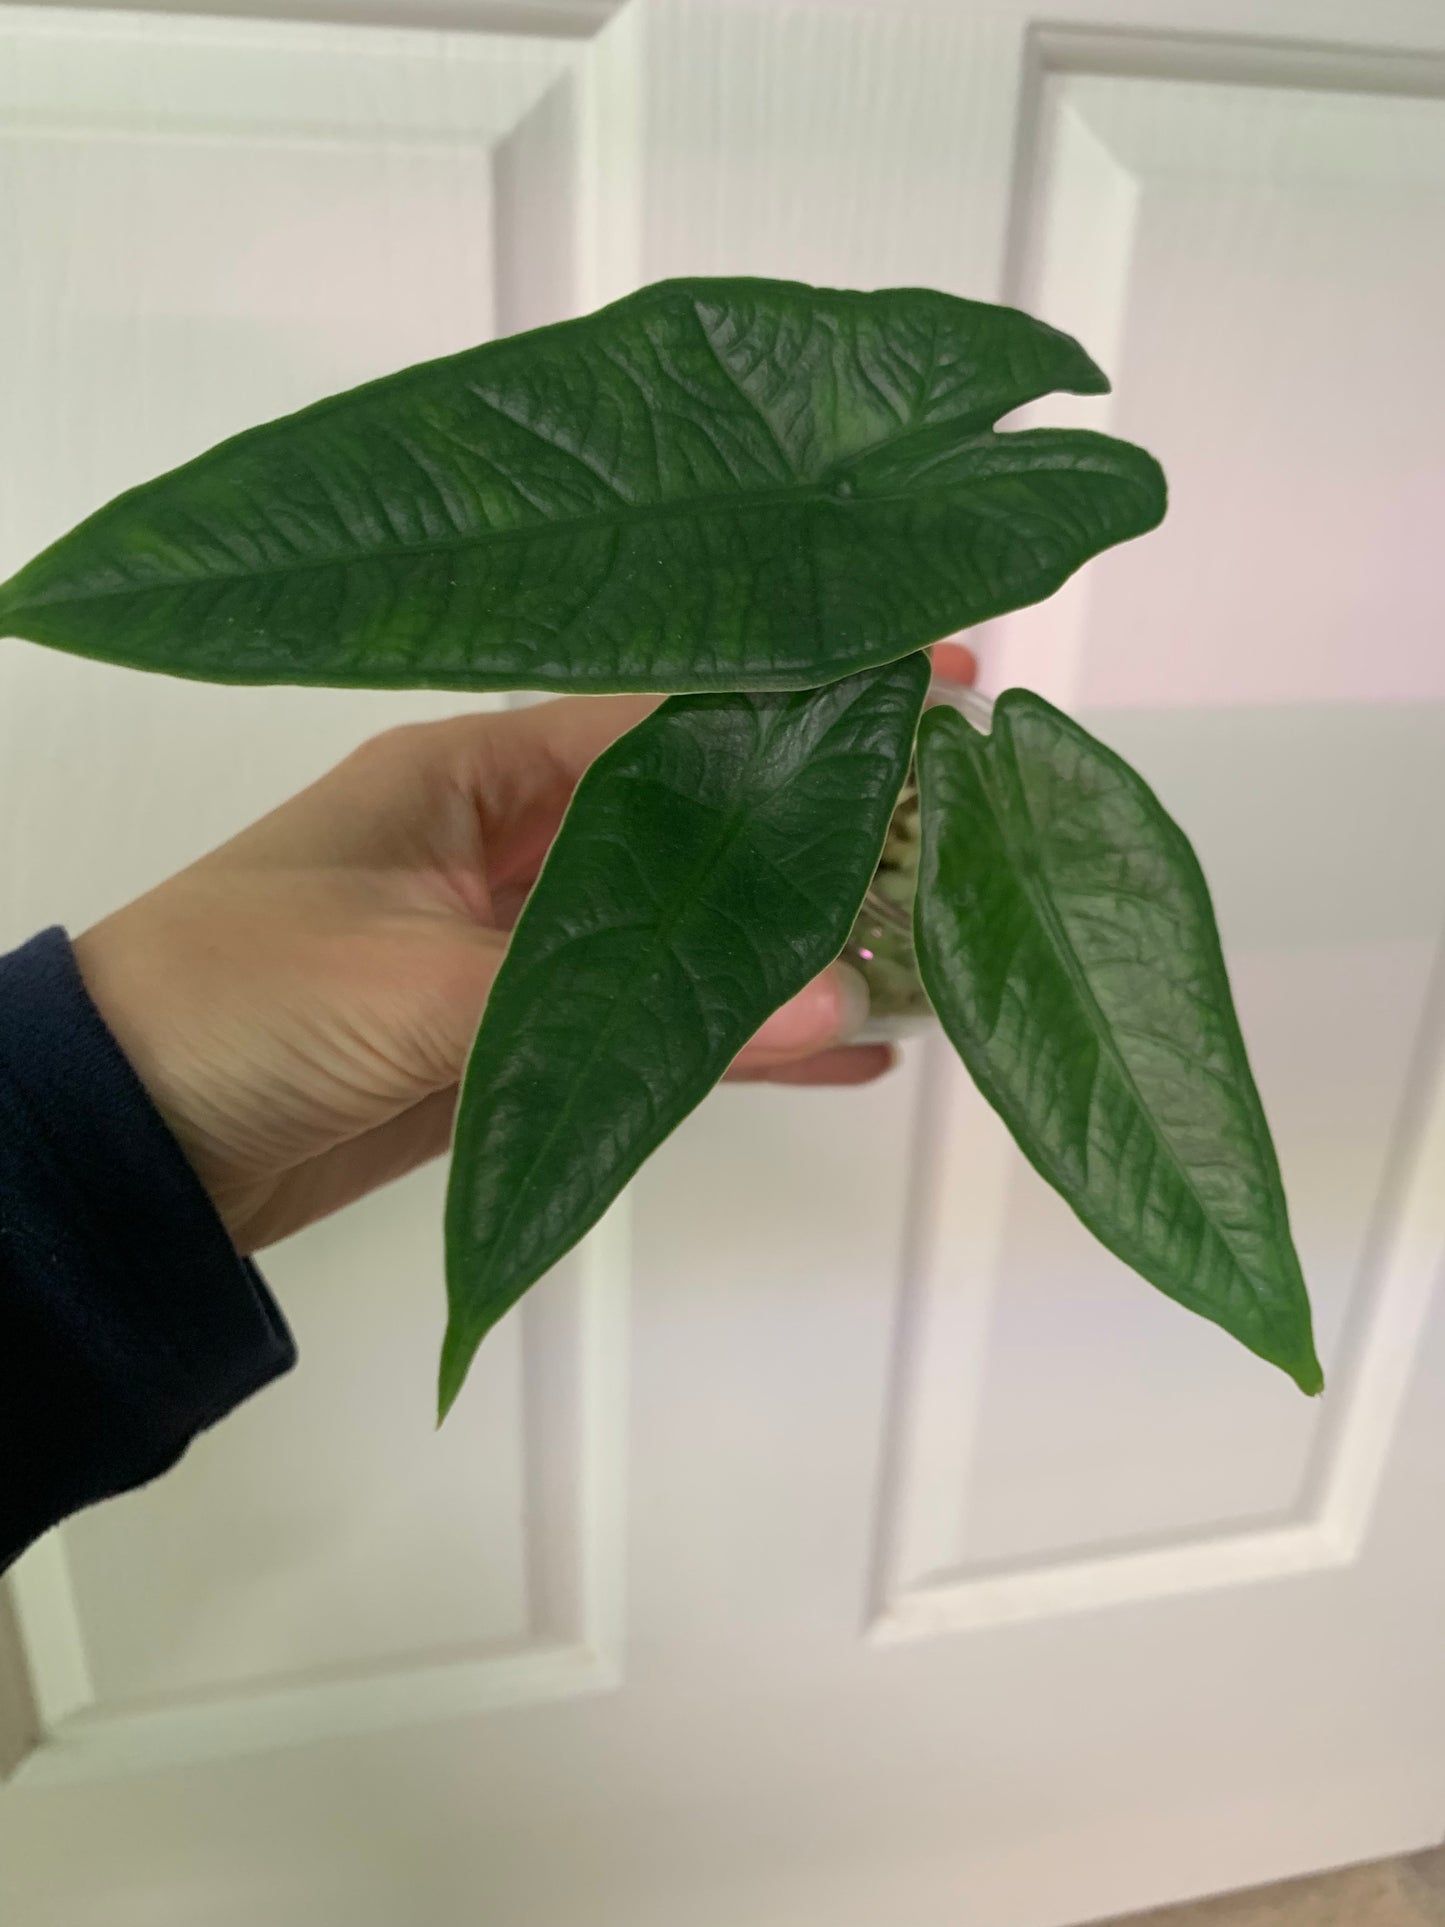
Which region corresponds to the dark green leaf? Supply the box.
[914,693,1322,1393]
[440,651,930,1415]
[0,279,1163,694]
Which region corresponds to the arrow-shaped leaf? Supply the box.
[914,692,1322,1392]
[440,651,930,1415]
[0,279,1163,693]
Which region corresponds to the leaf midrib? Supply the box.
[8,478,832,610]
[450,677,897,1337]
[2,435,1146,615]
[983,717,1279,1317]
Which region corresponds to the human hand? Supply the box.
[73,644,976,1257]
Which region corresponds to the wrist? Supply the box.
[71,914,248,1247]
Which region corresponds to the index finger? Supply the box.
[468,635,977,901]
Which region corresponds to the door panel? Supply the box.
[877,56,1445,1633]
[0,2,623,1777]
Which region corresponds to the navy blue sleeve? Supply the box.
[0,927,296,1572]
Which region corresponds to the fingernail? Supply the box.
[831,961,872,1042]
[751,963,871,1054]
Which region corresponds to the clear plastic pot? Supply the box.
[843,679,995,1042]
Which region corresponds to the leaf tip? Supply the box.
[1068,357,1112,401]
[1023,310,1112,401]
[436,1323,475,1426]
[1291,1351,1326,1398]
[1267,1315,1324,1396]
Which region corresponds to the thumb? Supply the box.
[733,963,872,1070]
[428,950,871,1094]
[389,923,510,1095]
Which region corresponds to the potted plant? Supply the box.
[0,277,1322,1414]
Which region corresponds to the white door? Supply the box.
[3,3,1445,1923]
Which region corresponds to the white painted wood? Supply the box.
[876,62,1445,1641]
[3,3,1445,1925]
[6,1190,629,1781]
[30,0,613,36]
[0,0,625,1786]
[0,1589,39,1783]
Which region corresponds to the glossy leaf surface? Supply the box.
[0,279,1163,693]
[440,651,930,1413]
[914,693,1322,1393]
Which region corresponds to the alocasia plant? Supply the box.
[0,276,1323,1411]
